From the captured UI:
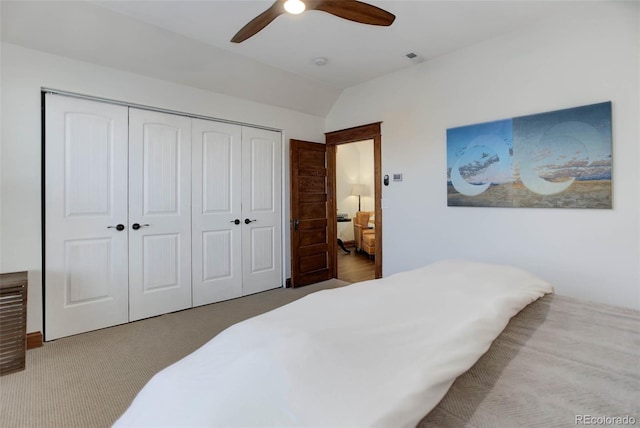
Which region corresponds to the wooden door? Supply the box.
[191,119,243,306]
[44,94,129,340]
[128,109,192,321]
[241,127,283,295]
[290,140,332,287]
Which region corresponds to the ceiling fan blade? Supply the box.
[306,0,395,26]
[230,1,285,43]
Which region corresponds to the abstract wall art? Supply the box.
[446,101,612,208]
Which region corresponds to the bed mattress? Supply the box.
[419,293,640,427]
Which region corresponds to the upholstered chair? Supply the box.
[362,229,376,257]
[353,211,375,256]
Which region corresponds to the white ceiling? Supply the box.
[1,0,576,116]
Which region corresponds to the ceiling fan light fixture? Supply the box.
[284,0,306,15]
[231,0,394,43]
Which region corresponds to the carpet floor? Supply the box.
[0,279,348,428]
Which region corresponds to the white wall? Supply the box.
[327,2,640,309]
[356,141,375,213]
[336,140,374,241]
[0,42,326,333]
[336,144,360,241]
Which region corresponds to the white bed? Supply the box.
[114,260,553,427]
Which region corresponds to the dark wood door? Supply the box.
[290,140,332,287]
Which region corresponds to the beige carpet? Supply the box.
[0,279,348,428]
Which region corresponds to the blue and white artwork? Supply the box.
[447,102,612,208]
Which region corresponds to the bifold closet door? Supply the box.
[46,95,280,336]
[241,127,283,295]
[45,94,129,341]
[192,122,282,306]
[191,119,243,306]
[128,109,192,321]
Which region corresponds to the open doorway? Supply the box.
[326,122,382,281]
[335,140,375,283]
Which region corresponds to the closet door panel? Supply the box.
[128,109,192,321]
[45,94,129,340]
[192,119,242,306]
[241,127,283,295]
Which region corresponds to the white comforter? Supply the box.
[114,260,552,428]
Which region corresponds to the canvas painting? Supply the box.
[446,101,612,208]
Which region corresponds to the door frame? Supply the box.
[326,122,382,279]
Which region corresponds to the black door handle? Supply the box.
[230,219,241,225]
[293,219,299,231]
[108,224,125,231]
[244,218,257,225]
[132,223,150,230]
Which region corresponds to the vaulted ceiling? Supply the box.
[1,1,575,117]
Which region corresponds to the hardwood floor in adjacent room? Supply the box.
[337,244,375,283]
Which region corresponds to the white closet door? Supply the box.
[241,127,283,295]
[44,94,129,340]
[191,119,242,306]
[128,109,192,321]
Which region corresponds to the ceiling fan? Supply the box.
[230,0,396,43]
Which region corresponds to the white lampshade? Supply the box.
[350,184,370,196]
[284,0,306,14]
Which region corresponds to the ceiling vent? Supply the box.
[405,52,424,63]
